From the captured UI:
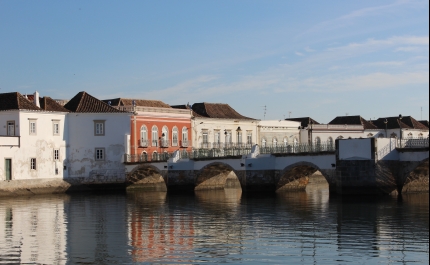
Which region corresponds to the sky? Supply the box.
[0,0,428,122]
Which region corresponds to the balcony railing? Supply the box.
[259,142,335,154]
[139,139,149,147]
[124,152,173,163]
[180,140,190,148]
[397,137,429,148]
[160,139,170,148]
[152,140,158,147]
[200,142,211,149]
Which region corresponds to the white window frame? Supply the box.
[247,131,252,145]
[7,121,15,136]
[53,120,60,136]
[172,127,178,146]
[29,119,37,135]
[182,127,188,142]
[30,158,37,170]
[94,120,105,136]
[95,148,105,161]
[140,125,148,146]
[152,126,159,147]
[54,149,60,161]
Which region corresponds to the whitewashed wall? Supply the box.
[0,110,67,180]
[66,113,131,178]
[257,120,301,146]
[191,117,258,149]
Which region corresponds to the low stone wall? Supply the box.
[0,178,71,197]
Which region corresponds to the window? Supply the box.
[140,125,148,146]
[315,137,321,145]
[162,126,169,146]
[29,119,37,135]
[95,148,105,161]
[390,133,397,138]
[283,138,288,147]
[273,138,278,147]
[52,120,60,135]
[214,130,221,143]
[152,126,158,146]
[172,127,178,146]
[367,133,373,138]
[30,158,36,170]
[182,127,188,147]
[408,132,413,139]
[328,137,334,146]
[247,131,252,145]
[237,131,243,144]
[262,138,267,148]
[94,120,105,136]
[225,130,232,144]
[378,134,384,138]
[337,136,344,139]
[202,130,209,143]
[54,149,60,161]
[419,133,424,139]
[7,121,15,136]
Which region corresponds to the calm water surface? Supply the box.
[0,181,428,264]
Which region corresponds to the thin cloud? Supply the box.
[295,52,304,56]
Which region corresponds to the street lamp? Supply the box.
[398,114,403,142]
[384,119,388,138]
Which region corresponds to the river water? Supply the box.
[0,179,428,264]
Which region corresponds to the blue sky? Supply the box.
[0,0,428,122]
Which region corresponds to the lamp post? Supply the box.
[398,114,403,147]
[384,119,388,138]
[236,126,242,147]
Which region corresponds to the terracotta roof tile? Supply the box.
[191,102,255,120]
[103,98,171,108]
[285,117,319,128]
[40,97,69,112]
[0,92,41,111]
[171,104,204,117]
[64,92,125,113]
[372,116,427,130]
[418,120,429,128]
[329,115,378,129]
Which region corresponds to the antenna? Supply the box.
[260,105,267,119]
[421,106,423,120]
[288,111,292,118]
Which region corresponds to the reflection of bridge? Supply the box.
[125,138,428,195]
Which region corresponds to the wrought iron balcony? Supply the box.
[139,139,149,147]
[200,142,211,149]
[180,140,190,148]
[161,139,170,148]
[151,140,158,147]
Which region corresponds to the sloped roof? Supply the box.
[372,116,428,130]
[285,117,319,128]
[40,97,69,112]
[171,104,204,117]
[64,92,125,113]
[328,115,377,129]
[191,102,255,120]
[102,98,171,108]
[418,120,429,128]
[0,92,41,111]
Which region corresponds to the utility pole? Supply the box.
[260,105,266,120]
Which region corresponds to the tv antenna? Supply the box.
[288,111,292,118]
[260,105,267,119]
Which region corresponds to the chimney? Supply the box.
[34,91,40,107]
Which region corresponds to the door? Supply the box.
[7,121,15,136]
[5,159,12,180]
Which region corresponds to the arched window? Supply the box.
[182,127,188,147]
[390,133,397,138]
[378,134,384,138]
[262,138,267,148]
[337,136,344,139]
[172,127,178,146]
[407,132,413,139]
[152,151,158,161]
[328,137,334,148]
[141,151,148,162]
[140,125,148,147]
[161,126,168,147]
[283,137,288,147]
[315,137,321,145]
[273,138,278,147]
[418,133,424,139]
[293,138,298,146]
[367,133,373,138]
[152,126,158,146]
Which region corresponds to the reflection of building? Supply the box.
[0,196,68,264]
[129,212,194,262]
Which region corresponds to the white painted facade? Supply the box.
[191,117,258,149]
[257,120,301,147]
[0,110,68,181]
[66,112,131,179]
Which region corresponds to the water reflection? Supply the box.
[0,185,427,264]
[0,195,69,265]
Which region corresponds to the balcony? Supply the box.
[0,136,20,147]
[160,139,170,148]
[180,140,190,148]
[139,139,149,147]
[200,142,211,149]
[151,140,158,147]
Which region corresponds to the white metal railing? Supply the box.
[311,124,363,130]
[397,138,429,148]
[113,105,191,115]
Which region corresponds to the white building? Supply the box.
[0,92,68,181]
[371,116,429,139]
[63,92,132,181]
[257,120,301,148]
[173,103,259,149]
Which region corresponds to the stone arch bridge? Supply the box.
[125,138,428,195]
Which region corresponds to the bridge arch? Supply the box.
[126,164,167,191]
[277,162,329,192]
[401,157,429,193]
[195,162,242,191]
